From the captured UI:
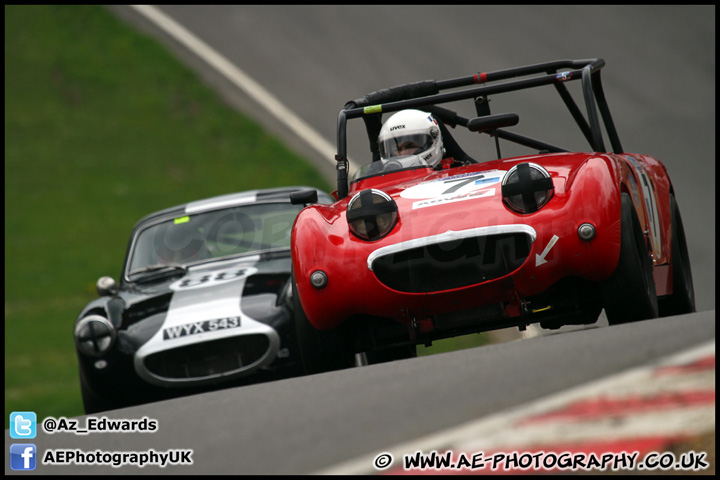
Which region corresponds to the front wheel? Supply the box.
[79,368,120,414]
[292,280,355,375]
[602,193,659,325]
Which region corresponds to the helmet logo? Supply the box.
[390,124,406,131]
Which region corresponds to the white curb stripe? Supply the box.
[456,405,714,451]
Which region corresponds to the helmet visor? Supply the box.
[379,133,433,159]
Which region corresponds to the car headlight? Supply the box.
[346,189,398,241]
[501,162,554,214]
[75,315,116,357]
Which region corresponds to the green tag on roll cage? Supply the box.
[364,105,382,114]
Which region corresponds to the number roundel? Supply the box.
[400,170,505,200]
[168,267,257,291]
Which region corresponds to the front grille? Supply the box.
[372,232,531,293]
[143,334,270,380]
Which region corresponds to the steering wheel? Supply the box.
[383,159,403,172]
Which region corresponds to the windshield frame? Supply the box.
[122,201,302,284]
[350,155,432,184]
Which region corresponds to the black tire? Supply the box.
[292,280,355,374]
[79,368,116,414]
[658,194,695,316]
[365,344,417,365]
[602,193,659,324]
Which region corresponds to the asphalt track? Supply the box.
[7,313,715,475]
[6,6,714,475]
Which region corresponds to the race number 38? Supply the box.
[169,267,258,291]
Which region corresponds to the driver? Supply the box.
[378,109,444,168]
[154,219,206,265]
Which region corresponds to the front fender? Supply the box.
[507,155,622,294]
[292,204,370,329]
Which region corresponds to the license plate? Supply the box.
[163,316,242,340]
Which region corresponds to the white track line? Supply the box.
[130,5,358,175]
[315,340,715,474]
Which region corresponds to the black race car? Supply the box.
[74,186,332,413]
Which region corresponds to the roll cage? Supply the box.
[335,58,622,199]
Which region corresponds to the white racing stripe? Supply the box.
[129,5,359,174]
[133,265,280,386]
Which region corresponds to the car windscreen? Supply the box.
[126,202,303,275]
[351,155,431,183]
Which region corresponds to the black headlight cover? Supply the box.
[501,162,554,214]
[75,315,116,357]
[346,189,399,241]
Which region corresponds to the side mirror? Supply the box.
[290,189,318,206]
[96,276,118,297]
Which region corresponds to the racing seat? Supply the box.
[434,117,477,165]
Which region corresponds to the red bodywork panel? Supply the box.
[292,152,673,330]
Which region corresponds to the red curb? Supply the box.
[654,355,715,375]
[516,390,715,424]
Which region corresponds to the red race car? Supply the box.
[289,59,695,374]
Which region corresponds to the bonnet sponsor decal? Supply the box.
[400,170,505,209]
[412,188,496,209]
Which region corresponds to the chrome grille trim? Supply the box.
[367,225,537,271]
[368,225,536,293]
[134,325,280,387]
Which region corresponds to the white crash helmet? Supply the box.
[378,109,444,168]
